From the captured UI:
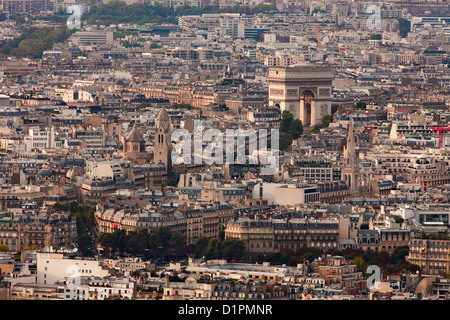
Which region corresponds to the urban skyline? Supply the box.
[0,0,449,304]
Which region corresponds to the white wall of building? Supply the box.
[252,182,288,203]
[36,253,110,285]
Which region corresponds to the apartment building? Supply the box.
[365,150,450,192]
[274,185,321,206]
[137,164,167,188]
[291,157,340,182]
[0,212,77,253]
[263,54,302,67]
[1,0,53,15]
[73,127,105,149]
[312,256,366,295]
[186,259,297,283]
[95,202,235,245]
[11,283,65,300]
[201,186,248,202]
[166,47,199,60]
[379,229,411,254]
[70,31,114,45]
[247,107,281,128]
[432,278,450,299]
[219,14,253,39]
[317,181,352,204]
[163,275,215,300]
[224,96,266,111]
[65,276,136,300]
[273,218,339,252]
[225,217,339,256]
[406,239,450,275]
[356,229,380,251]
[25,126,63,151]
[0,187,47,210]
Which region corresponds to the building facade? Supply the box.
[406,239,450,275]
[225,217,339,257]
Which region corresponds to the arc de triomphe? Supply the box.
[268,65,334,126]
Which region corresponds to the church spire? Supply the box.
[157,106,170,128]
[346,117,357,167]
[342,117,360,196]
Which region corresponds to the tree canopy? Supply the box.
[195,236,245,261]
[398,18,411,38]
[311,114,333,133]
[254,246,420,276]
[0,26,74,59]
[98,226,186,260]
[83,1,277,25]
[280,110,303,151]
[53,201,97,256]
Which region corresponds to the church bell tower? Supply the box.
[154,106,172,175]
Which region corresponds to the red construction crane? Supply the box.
[430,126,450,149]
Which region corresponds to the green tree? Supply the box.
[222,238,245,261]
[279,133,293,151]
[310,123,323,133]
[279,110,302,151]
[169,232,187,257]
[149,226,172,257]
[136,229,151,256]
[398,18,411,38]
[112,228,128,253]
[162,178,177,187]
[393,216,404,224]
[203,237,223,260]
[288,119,303,139]
[170,103,193,110]
[98,226,187,259]
[0,26,74,59]
[355,101,367,110]
[98,232,113,255]
[195,236,210,257]
[280,110,294,134]
[78,234,96,256]
[310,115,333,133]
[353,256,368,274]
[0,244,9,252]
[113,30,138,39]
[321,114,333,127]
[391,245,409,266]
[82,1,276,26]
[301,252,317,263]
[267,252,282,264]
[53,201,97,257]
[370,34,382,40]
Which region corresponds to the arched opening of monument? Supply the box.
[305,102,311,125]
[300,90,315,126]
